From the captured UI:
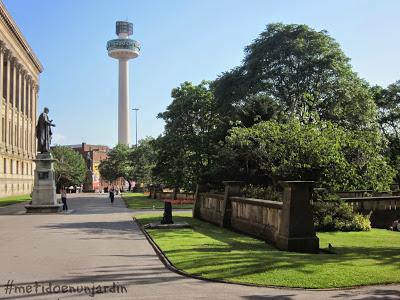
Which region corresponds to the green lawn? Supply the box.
[122,193,193,209]
[136,213,400,289]
[0,194,31,207]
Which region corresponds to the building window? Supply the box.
[10,159,13,174]
[16,161,19,174]
[3,158,6,174]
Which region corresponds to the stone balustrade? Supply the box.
[193,181,319,253]
[343,196,400,228]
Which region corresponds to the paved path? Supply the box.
[0,194,399,300]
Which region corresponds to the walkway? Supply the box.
[0,194,399,299]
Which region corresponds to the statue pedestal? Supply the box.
[25,153,62,213]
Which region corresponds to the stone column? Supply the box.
[28,80,32,155]
[22,71,26,153]
[193,183,209,219]
[31,84,37,156]
[4,51,10,148]
[27,78,31,155]
[276,181,319,253]
[11,58,16,149]
[221,181,244,228]
[0,45,3,147]
[17,66,22,151]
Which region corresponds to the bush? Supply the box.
[243,184,282,201]
[312,192,371,231]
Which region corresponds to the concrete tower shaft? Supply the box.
[106,21,140,145]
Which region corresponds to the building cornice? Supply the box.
[0,1,43,73]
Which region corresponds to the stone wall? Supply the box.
[231,197,282,242]
[343,196,400,228]
[197,193,224,226]
[148,187,195,204]
[193,181,319,253]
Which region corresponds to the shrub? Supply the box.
[312,191,371,231]
[243,184,282,201]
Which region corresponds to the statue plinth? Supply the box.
[25,153,62,213]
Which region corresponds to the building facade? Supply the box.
[68,143,125,192]
[0,2,43,197]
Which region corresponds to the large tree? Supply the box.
[227,119,395,191]
[128,137,158,186]
[153,81,221,190]
[98,144,134,191]
[212,23,377,130]
[52,146,86,189]
[373,80,400,181]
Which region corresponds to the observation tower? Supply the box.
[107,21,140,145]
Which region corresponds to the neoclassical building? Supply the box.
[0,2,43,197]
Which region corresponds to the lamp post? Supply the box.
[132,108,139,147]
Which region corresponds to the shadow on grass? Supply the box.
[138,214,400,288]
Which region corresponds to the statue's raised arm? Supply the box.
[36,107,56,153]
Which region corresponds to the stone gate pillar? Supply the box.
[221,181,244,228]
[276,181,319,253]
[193,183,209,219]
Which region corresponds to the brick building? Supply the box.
[67,143,124,192]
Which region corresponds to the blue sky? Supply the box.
[4,0,400,147]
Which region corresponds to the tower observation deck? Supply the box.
[107,21,140,145]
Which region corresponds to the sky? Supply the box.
[3,0,400,147]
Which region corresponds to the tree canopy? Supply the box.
[226,119,395,191]
[213,23,377,130]
[153,81,221,190]
[129,137,158,186]
[98,144,134,189]
[373,80,400,181]
[52,146,86,189]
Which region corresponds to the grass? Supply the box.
[122,192,193,209]
[136,212,400,289]
[0,194,31,207]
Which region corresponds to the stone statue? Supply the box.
[36,107,56,153]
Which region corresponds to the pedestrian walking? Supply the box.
[109,186,115,205]
[61,187,68,211]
